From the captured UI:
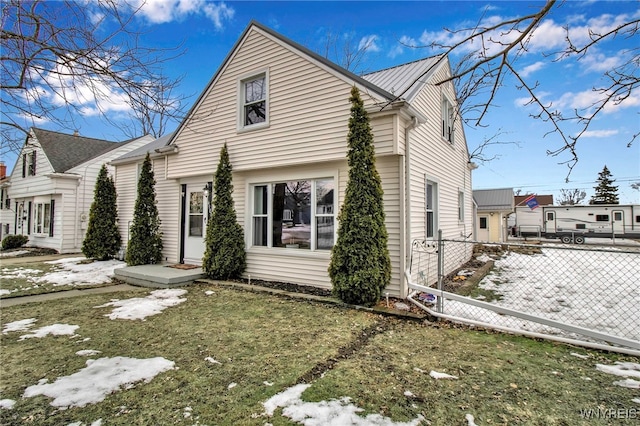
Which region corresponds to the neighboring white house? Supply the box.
[7,128,153,253]
[113,21,475,298]
[0,162,12,240]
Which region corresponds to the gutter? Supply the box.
[109,145,179,166]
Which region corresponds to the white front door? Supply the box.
[612,210,625,235]
[478,215,490,241]
[183,186,208,264]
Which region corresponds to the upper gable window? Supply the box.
[239,72,268,131]
[23,150,37,177]
[441,96,455,144]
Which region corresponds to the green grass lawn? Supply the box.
[1,282,638,425]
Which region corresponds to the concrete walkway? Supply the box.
[1,253,142,307]
[1,283,142,307]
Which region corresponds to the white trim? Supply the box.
[246,172,337,253]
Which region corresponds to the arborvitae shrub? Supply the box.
[328,86,391,306]
[125,153,163,265]
[82,164,121,260]
[202,143,246,279]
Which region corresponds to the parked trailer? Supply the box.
[514,204,640,243]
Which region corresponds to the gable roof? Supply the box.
[362,56,443,103]
[473,188,514,211]
[31,128,129,173]
[112,132,174,164]
[170,20,444,145]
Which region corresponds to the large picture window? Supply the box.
[251,178,335,250]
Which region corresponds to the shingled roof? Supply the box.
[32,128,131,173]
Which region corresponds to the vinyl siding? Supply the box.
[168,28,396,179]
[406,62,474,283]
[114,156,181,263]
[237,156,403,296]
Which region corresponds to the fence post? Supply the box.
[437,229,444,313]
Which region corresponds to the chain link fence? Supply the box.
[408,237,640,351]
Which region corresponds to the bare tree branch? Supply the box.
[1,0,187,155]
[386,0,639,179]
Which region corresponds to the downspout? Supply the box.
[403,116,420,298]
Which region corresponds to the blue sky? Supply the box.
[4,1,639,203]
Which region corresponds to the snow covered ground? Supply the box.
[0,256,126,296]
[441,245,640,343]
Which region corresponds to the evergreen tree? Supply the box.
[590,165,619,204]
[329,86,391,307]
[82,164,121,260]
[126,153,163,265]
[202,143,246,279]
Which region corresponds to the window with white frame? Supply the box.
[426,180,438,238]
[251,178,334,250]
[458,190,464,221]
[441,96,455,144]
[240,73,267,129]
[33,202,51,234]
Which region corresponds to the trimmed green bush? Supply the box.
[202,143,246,279]
[1,234,29,250]
[329,86,391,306]
[126,153,163,266]
[82,164,122,260]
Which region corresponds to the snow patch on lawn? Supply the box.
[595,361,640,389]
[19,323,79,340]
[76,349,102,357]
[95,289,187,320]
[2,318,37,334]
[262,383,424,425]
[430,370,458,380]
[33,258,126,286]
[0,399,16,409]
[23,356,175,408]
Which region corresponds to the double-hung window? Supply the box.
[251,178,335,250]
[34,202,51,235]
[23,150,37,177]
[458,190,464,221]
[426,180,438,238]
[441,96,455,144]
[240,72,268,130]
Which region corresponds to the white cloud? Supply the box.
[129,0,234,28]
[389,35,418,58]
[520,61,546,78]
[581,129,619,138]
[359,35,380,53]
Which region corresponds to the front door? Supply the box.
[183,185,208,264]
[612,210,625,236]
[478,215,490,241]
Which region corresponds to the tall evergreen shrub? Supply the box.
[329,86,391,306]
[82,164,121,260]
[126,153,163,265]
[203,143,246,279]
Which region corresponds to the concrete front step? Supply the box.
[114,264,205,288]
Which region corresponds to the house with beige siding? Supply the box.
[473,188,514,242]
[113,21,475,297]
[6,128,153,253]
